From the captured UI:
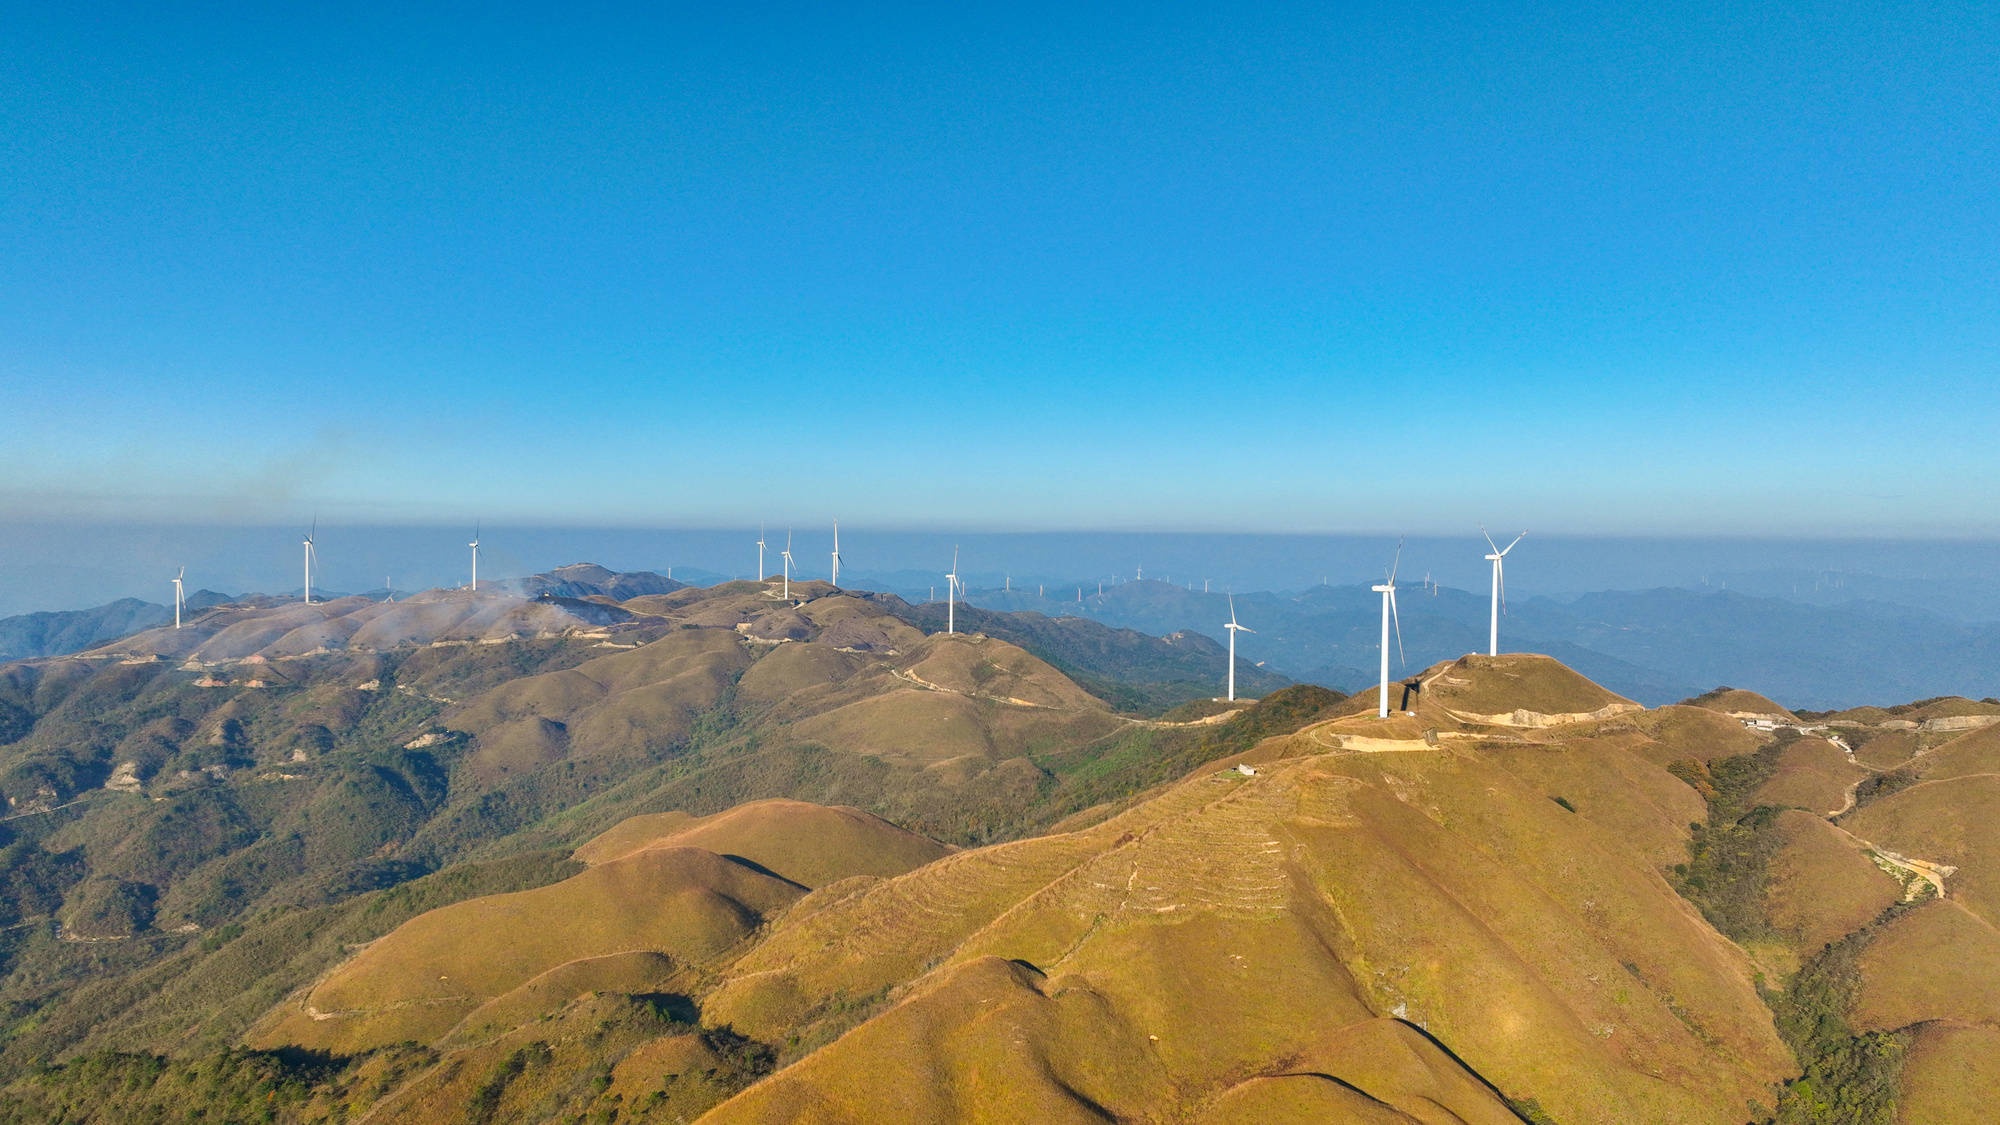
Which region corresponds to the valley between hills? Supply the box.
[0,570,1994,1123]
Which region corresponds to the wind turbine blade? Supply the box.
[1502,530,1526,555]
[1481,524,1499,554]
[1498,556,1508,615]
[1228,593,1237,626]
[1388,537,1404,584]
[1390,589,1404,668]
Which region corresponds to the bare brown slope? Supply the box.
[697,728,1789,1124]
[1897,1021,2000,1124]
[1902,716,2000,781]
[248,846,802,1052]
[1682,687,1797,721]
[1751,737,1866,815]
[447,628,749,778]
[1762,811,1903,953]
[1627,703,1768,763]
[1842,777,1998,924]
[1325,653,1639,728]
[95,588,648,663]
[250,799,955,1055]
[1851,899,2000,1033]
[573,798,955,887]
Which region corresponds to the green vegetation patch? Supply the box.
[1760,905,1913,1125]
[1669,738,1789,942]
[0,1044,436,1125]
[1669,732,1910,1125]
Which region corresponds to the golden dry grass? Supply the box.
[447,630,749,767]
[1751,737,1867,815]
[1896,1020,2000,1124]
[447,950,684,1043]
[1851,900,2000,1032]
[1849,728,1920,770]
[1843,775,2000,926]
[249,846,803,1052]
[574,799,953,888]
[1682,687,1797,719]
[1908,719,2000,781]
[1628,704,1768,763]
[900,633,1108,712]
[1762,811,1902,953]
[694,740,1791,1125]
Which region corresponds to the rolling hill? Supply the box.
[1,571,1996,1122]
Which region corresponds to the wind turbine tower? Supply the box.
[1372,539,1406,719]
[830,520,842,587]
[302,521,317,605]
[1481,527,1527,657]
[945,547,960,635]
[469,523,481,592]
[781,531,794,600]
[1224,594,1254,702]
[172,567,185,629]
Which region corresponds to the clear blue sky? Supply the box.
[4,2,1995,535]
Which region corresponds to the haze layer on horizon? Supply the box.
[4,520,1998,623]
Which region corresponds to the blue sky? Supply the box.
[3,2,1995,535]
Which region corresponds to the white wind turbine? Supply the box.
[945,547,960,635]
[469,522,480,592]
[1481,527,1527,657]
[172,567,185,629]
[757,523,767,582]
[1372,539,1407,719]
[1224,594,1254,702]
[830,520,842,587]
[781,530,794,600]
[302,520,317,605]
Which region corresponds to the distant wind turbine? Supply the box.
[945,547,960,635]
[172,567,185,629]
[1481,527,1527,656]
[469,522,481,592]
[1372,539,1407,719]
[830,520,842,587]
[302,520,317,605]
[781,530,794,600]
[756,523,768,582]
[1224,594,1254,702]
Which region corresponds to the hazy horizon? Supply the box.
[6,519,2000,623]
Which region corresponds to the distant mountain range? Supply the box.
[0,565,680,663]
[957,579,2000,709]
[0,591,233,662]
[5,565,1995,709]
